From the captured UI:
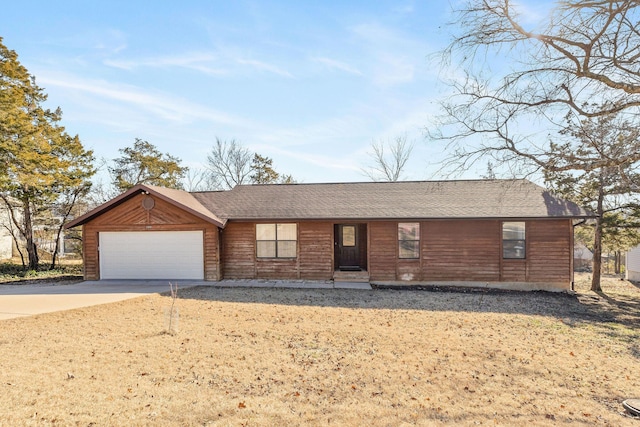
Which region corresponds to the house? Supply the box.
[0,208,15,261]
[65,179,593,291]
[573,242,593,271]
[626,246,640,282]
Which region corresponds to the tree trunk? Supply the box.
[591,183,605,292]
[5,226,26,268]
[22,199,39,271]
[592,221,603,292]
[50,189,82,270]
[50,229,61,270]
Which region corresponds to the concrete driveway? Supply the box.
[0,279,372,321]
[0,280,194,321]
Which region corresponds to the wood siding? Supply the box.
[366,219,571,289]
[368,222,398,281]
[222,222,256,279]
[222,222,334,280]
[299,222,333,279]
[526,219,572,285]
[196,218,573,286]
[81,193,220,280]
[422,220,501,282]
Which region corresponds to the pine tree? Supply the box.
[109,138,187,191]
[0,37,95,270]
[250,153,280,184]
[545,113,640,291]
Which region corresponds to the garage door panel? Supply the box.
[99,231,204,280]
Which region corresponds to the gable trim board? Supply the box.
[66,180,593,291]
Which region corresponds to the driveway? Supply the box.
[0,280,191,321]
[0,279,372,321]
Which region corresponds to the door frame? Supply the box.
[334,223,368,271]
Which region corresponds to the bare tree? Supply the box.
[206,138,253,189]
[183,168,218,192]
[434,0,640,292]
[49,183,93,269]
[362,135,414,182]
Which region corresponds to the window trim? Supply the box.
[502,221,526,259]
[256,223,297,259]
[398,222,420,259]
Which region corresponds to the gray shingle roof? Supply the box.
[192,179,592,221]
[66,179,593,230]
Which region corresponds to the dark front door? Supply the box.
[334,224,367,271]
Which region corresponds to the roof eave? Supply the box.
[65,184,225,229]
[222,214,595,222]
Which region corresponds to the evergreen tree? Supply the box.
[250,153,280,184]
[110,138,187,191]
[0,37,95,270]
[545,113,640,290]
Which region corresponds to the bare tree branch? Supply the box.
[361,135,415,182]
[206,138,252,190]
[434,0,640,292]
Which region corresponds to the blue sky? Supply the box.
[4,1,467,184]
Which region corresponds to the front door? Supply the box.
[334,224,367,271]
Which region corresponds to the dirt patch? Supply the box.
[0,274,638,425]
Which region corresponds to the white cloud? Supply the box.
[373,53,415,86]
[257,144,361,172]
[235,58,293,78]
[104,52,227,75]
[512,1,555,29]
[393,2,415,15]
[311,57,363,76]
[38,73,253,127]
[104,49,292,78]
[93,29,128,54]
[349,22,427,87]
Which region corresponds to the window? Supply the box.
[342,225,356,247]
[398,222,420,259]
[256,223,297,258]
[502,222,526,259]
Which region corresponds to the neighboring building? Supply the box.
[574,242,593,271]
[626,246,640,282]
[0,208,15,261]
[65,179,593,291]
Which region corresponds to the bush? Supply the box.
[0,262,83,283]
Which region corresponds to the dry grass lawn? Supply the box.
[1,274,639,426]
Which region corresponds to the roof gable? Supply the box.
[65,184,225,229]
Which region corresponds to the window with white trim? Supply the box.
[502,221,526,259]
[256,223,297,258]
[398,222,420,259]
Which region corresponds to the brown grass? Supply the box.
[1,274,639,426]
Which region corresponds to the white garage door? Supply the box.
[99,231,204,280]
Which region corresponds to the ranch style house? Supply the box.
[65,179,592,291]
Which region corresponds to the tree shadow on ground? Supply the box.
[176,285,640,330]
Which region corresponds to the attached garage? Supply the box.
[99,231,204,280]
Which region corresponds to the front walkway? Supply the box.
[208,279,372,290]
[79,279,372,290]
